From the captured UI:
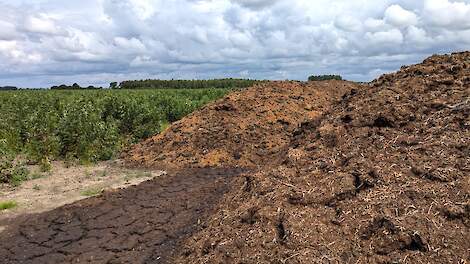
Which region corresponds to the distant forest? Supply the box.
[308,75,343,81]
[50,83,103,90]
[3,76,344,91]
[0,86,18,91]
[2,79,260,90]
[115,78,261,89]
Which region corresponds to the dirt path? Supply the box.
[0,168,245,264]
[0,161,161,224]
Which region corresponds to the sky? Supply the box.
[0,0,469,88]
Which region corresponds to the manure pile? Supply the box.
[125,80,360,169]
[0,52,468,263]
[173,52,470,263]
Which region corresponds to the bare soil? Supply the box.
[0,168,246,263]
[0,52,468,263]
[0,161,161,229]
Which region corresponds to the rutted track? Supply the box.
[0,168,246,264]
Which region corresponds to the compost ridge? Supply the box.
[175,51,470,263]
[124,80,361,170]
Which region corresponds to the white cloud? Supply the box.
[335,16,363,32]
[366,28,404,45]
[128,0,157,20]
[406,26,431,44]
[0,40,17,53]
[114,37,146,52]
[0,20,19,40]
[384,5,418,27]
[363,18,387,32]
[424,0,470,29]
[0,40,43,64]
[0,0,469,88]
[24,14,62,35]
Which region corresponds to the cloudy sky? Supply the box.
[0,0,469,88]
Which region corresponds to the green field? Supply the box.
[0,88,229,172]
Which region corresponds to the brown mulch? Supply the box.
[174,52,469,263]
[124,80,360,170]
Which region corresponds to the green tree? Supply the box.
[109,82,118,89]
[308,75,343,81]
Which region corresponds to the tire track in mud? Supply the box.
[0,168,246,264]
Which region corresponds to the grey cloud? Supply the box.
[230,0,280,10]
[0,0,469,88]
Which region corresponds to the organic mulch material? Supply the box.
[176,52,469,263]
[124,81,361,170]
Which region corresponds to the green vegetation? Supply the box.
[0,88,229,184]
[0,201,17,211]
[308,75,343,81]
[117,78,261,89]
[0,158,29,186]
[80,187,103,197]
[50,83,103,90]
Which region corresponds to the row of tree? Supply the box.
[113,78,261,89]
[3,75,344,91]
[0,86,18,91]
[50,83,103,90]
[308,75,343,81]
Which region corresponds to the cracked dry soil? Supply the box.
[0,168,246,264]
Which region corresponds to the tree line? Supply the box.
[308,75,343,81]
[0,86,18,91]
[114,78,261,89]
[50,83,103,90]
[4,75,344,91]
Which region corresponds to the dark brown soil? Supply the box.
[0,168,246,263]
[175,52,470,263]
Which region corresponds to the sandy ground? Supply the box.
[0,160,165,232]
